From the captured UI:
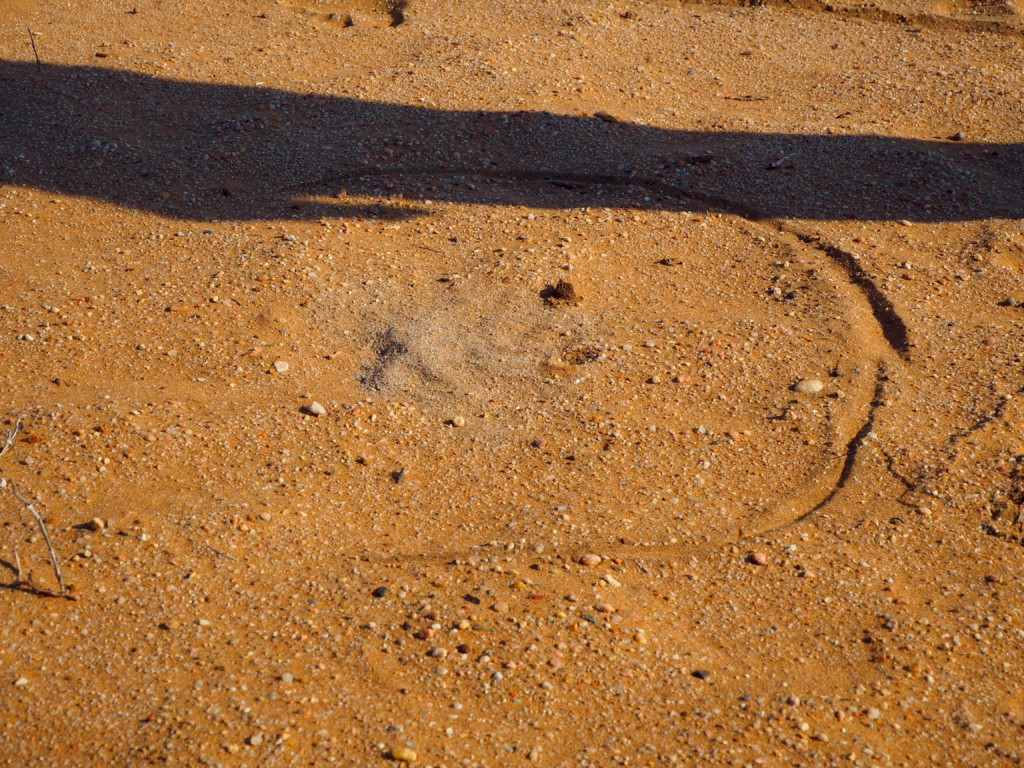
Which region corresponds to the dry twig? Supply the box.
[0,414,21,460]
[8,482,66,596]
[2,415,70,597]
[26,27,42,72]
[207,543,237,561]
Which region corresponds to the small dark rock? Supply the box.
[692,669,711,680]
[551,280,578,302]
[372,586,388,598]
[950,130,965,141]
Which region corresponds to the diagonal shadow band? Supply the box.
[1,59,1021,223]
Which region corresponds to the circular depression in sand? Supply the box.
[316,205,879,553]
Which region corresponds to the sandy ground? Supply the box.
[0,0,1023,765]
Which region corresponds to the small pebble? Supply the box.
[451,416,466,428]
[692,669,711,680]
[595,603,616,614]
[280,672,293,684]
[492,602,509,613]
[579,554,602,567]
[247,733,264,747]
[305,401,327,416]
[372,586,388,598]
[794,378,824,394]
[866,707,881,720]
[749,551,768,566]
[85,517,104,532]
[273,360,289,373]
[13,677,28,687]
[390,746,417,763]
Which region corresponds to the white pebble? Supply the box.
[794,378,824,394]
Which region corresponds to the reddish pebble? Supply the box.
[579,554,602,567]
[595,603,616,614]
[413,628,434,640]
[749,551,768,566]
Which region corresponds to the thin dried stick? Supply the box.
[13,547,23,583]
[8,482,65,596]
[27,27,42,72]
[0,414,21,460]
[207,543,236,561]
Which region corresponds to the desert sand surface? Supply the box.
[1,0,1023,765]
